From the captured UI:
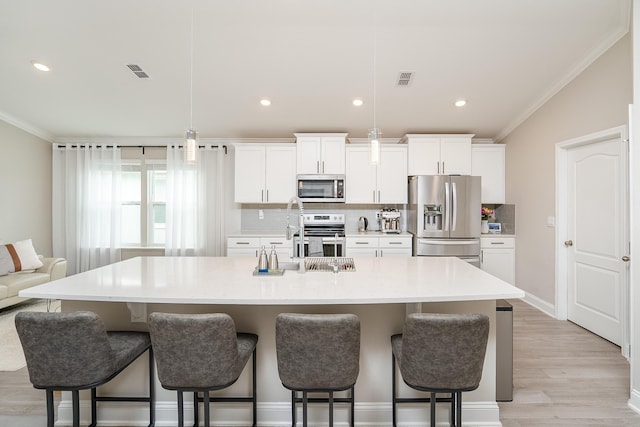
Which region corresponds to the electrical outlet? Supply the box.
[258,209,264,220]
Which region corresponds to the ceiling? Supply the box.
[0,0,630,143]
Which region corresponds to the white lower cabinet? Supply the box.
[346,235,412,257]
[480,236,515,284]
[227,236,291,259]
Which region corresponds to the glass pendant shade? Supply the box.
[368,128,381,165]
[184,129,198,164]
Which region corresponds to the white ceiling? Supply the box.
[0,0,630,142]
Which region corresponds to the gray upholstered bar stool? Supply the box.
[148,312,258,427]
[15,311,155,427]
[391,313,490,427]
[275,313,360,427]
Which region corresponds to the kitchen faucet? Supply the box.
[286,196,305,259]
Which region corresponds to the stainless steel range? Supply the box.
[293,213,345,257]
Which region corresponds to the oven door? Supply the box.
[293,236,345,257]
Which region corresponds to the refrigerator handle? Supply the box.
[444,181,450,231]
[452,182,457,231]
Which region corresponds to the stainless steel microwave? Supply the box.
[296,174,345,202]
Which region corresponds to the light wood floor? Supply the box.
[499,299,640,426]
[1,299,639,426]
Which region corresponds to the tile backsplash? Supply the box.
[239,204,406,234]
[494,204,516,234]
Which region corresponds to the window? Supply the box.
[120,148,166,247]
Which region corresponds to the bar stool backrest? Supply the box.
[276,313,360,391]
[15,311,116,388]
[148,312,242,389]
[400,313,489,392]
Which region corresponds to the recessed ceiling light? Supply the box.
[454,100,467,107]
[352,99,364,107]
[260,99,271,106]
[31,61,50,72]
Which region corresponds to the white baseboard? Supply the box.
[55,399,503,426]
[629,388,640,416]
[521,292,556,318]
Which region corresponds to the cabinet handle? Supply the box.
[317,160,320,173]
[378,190,381,202]
[491,242,505,245]
[236,242,251,245]
[389,241,402,245]
[355,242,369,245]
[261,190,264,202]
[437,161,440,174]
[442,161,445,174]
[266,189,269,202]
[322,161,325,173]
[373,190,376,203]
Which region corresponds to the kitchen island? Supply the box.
[21,256,524,426]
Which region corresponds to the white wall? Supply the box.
[0,120,53,255]
[502,33,632,306]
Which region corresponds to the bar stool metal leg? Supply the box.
[350,386,355,427]
[329,391,334,427]
[177,390,184,427]
[430,392,436,427]
[46,390,55,427]
[291,391,296,427]
[193,392,199,427]
[72,390,80,427]
[303,391,308,427]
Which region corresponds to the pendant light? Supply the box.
[184,9,198,164]
[369,5,381,165]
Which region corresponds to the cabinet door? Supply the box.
[378,146,408,204]
[441,137,472,175]
[481,249,515,284]
[471,144,505,204]
[296,137,322,174]
[265,146,297,203]
[234,145,266,203]
[346,236,379,257]
[408,137,440,175]
[345,147,377,203]
[379,248,412,257]
[320,137,346,174]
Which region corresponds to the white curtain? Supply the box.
[52,145,122,274]
[164,145,226,256]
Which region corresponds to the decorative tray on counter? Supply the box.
[252,269,285,276]
[305,257,356,272]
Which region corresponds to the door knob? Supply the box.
[564,240,573,247]
[622,255,630,262]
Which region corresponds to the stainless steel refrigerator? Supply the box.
[407,175,481,265]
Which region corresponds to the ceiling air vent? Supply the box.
[126,64,150,79]
[397,71,414,86]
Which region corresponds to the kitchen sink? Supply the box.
[279,261,300,271]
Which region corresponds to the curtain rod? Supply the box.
[55,144,228,154]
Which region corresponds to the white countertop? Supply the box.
[21,256,524,305]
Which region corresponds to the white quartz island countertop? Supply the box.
[21,256,524,304]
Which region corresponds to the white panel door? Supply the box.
[567,137,626,345]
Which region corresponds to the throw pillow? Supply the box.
[0,239,43,276]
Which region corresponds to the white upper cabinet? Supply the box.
[234,144,297,203]
[471,144,505,204]
[403,134,473,175]
[345,145,407,204]
[295,133,347,175]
